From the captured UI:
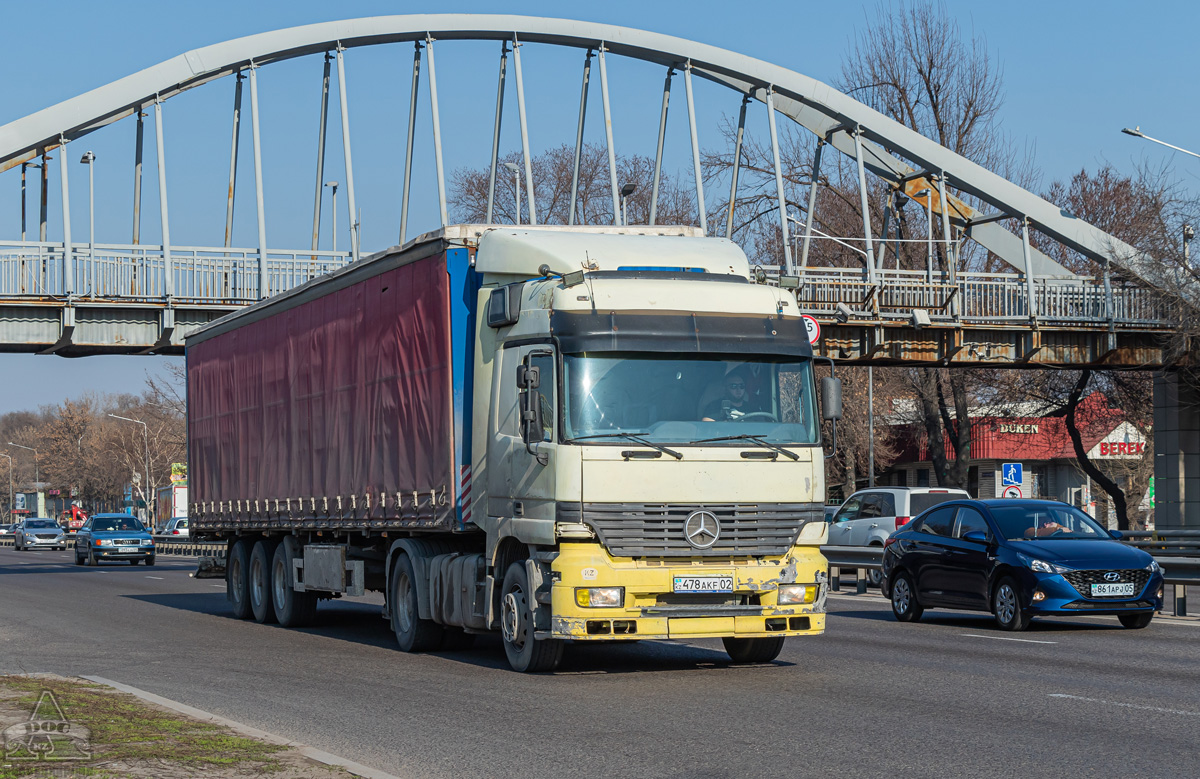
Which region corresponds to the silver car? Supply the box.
[14,518,67,551]
[827,487,972,584]
[161,516,189,538]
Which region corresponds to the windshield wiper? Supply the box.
[567,432,683,460]
[690,434,800,461]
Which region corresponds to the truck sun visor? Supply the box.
[550,311,814,357]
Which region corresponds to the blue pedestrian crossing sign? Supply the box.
[1002,463,1023,486]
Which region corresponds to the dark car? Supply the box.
[881,499,1163,631]
[73,513,156,566]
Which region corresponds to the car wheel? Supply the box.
[722,636,786,664]
[1118,612,1153,629]
[74,549,83,566]
[227,538,253,620]
[390,553,443,652]
[249,539,279,624]
[271,540,317,628]
[866,567,884,588]
[145,556,155,567]
[890,570,923,622]
[87,549,98,566]
[130,559,140,565]
[500,561,563,673]
[993,577,1031,631]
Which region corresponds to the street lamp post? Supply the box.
[7,441,38,489]
[108,414,150,519]
[1122,127,1200,160]
[620,183,637,227]
[502,162,521,224]
[0,452,11,523]
[324,181,339,253]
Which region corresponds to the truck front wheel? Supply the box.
[722,636,786,664]
[228,539,253,620]
[500,562,563,673]
[391,554,444,652]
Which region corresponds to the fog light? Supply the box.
[778,584,817,605]
[1157,587,1164,599]
[575,587,624,608]
[1032,590,1046,602]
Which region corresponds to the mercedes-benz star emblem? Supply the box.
[684,510,721,550]
[1103,571,1121,582]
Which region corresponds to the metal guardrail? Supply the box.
[0,534,225,558]
[822,536,1200,616]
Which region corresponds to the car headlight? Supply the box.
[777,584,818,605]
[95,539,111,546]
[143,539,155,546]
[1017,553,1072,574]
[1146,559,1161,573]
[574,587,624,608]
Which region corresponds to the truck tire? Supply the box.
[391,554,444,652]
[227,539,253,620]
[500,562,563,673]
[722,636,786,664]
[249,539,280,624]
[272,540,318,627]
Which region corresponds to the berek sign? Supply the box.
[801,315,821,345]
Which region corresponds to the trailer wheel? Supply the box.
[227,539,253,620]
[272,540,317,627]
[249,539,280,624]
[500,562,563,673]
[722,636,786,664]
[391,554,443,652]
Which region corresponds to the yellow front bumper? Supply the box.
[549,542,827,641]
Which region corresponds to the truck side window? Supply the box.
[529,352,555,442]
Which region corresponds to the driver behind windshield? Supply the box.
[702,371,752,421]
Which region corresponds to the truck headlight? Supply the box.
[778,584,818,605]
[575,587,624,608]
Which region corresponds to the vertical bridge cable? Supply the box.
[597,43,619,225]
[568,49,593,227]
[133,108,145,246]
[649,66,673,227]
[335,45,360,260]
[512,34,537,225]
[58,134,74,296]
[425,35,448,229]
[683,61,706,233]
[852,124,876,288]
[223,75,243,253]
[800,139,823,270]
[399,41,422,244]
[765,86,791,274]
[485,43,508,225]
[154,99,174,299]
[310,55,331,256]
[248,64,268,299]
[725,93,748,239]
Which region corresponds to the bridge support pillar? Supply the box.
[1154,371,1200,529]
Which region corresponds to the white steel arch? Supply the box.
[0,14,1176,293]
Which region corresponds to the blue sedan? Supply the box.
[881,499,1163,630]
[73,513,156,566]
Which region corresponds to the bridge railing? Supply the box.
[781,266,1170,328]
[0,241,352,304]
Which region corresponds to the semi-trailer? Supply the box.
[187,224,840,672]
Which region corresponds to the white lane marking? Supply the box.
[1049,694,1200,717]
[145,576,164,580]
[961,633,1057,644]
[211,584,225,588]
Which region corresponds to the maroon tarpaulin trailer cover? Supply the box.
[186,243,476,533]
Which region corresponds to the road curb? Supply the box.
[81,675,403,779]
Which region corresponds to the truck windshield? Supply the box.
[562,353,819,445]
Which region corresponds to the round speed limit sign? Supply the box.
[801,315,821,345]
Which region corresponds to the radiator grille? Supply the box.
[559,502,821,558]
[1060,569,1151,599]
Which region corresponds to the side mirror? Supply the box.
[963,530,989,544]
[520,392,543,445]
[1108,529,1123,540]
[516,364,540,390]
[821,376,843,421]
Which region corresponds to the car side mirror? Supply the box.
[963,530,989,544]
[1108,529,1123,540]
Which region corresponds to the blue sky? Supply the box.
[1,0,1197,412]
